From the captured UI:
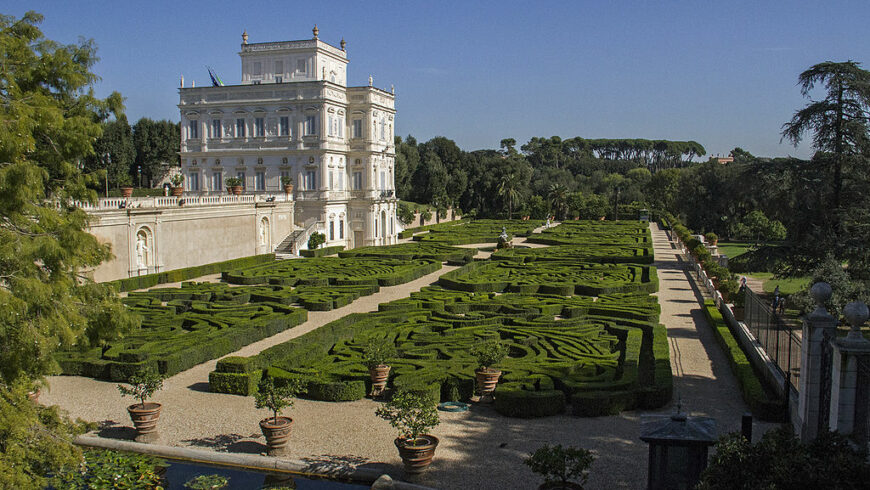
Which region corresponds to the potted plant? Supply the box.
[524,444,594,490]
[376,391,440,474]
[470,339,508,400]
[169,174,184,196]
[363,338,398,396]
[118,174,134,198]
[224,176,243,195]
[704,232,719,247]
[280,175,294,194]
[255,377,304,456]
[117,370,165,442]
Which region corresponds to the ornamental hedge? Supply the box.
[411,219,543,245]
[338,242,475,264]
[702,300,784,421]
[222,256,441,286]
[57,282,308,381]
[210,285,670,417]
[105,254,275,292]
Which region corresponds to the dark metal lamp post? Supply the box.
[640,406,716,490]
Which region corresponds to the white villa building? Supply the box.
[178,26,398,251]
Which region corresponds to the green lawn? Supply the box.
[745,272,810,295]
[716,241,754,259]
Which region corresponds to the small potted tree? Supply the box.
[169,174,184,196]
[524,443,595,490]
[376,391,440,474]
[363,338,398,396]
[704,232,719,247]
[255,377,304,456]
[224,176,243,195]
[307,231,326,250]
[119,174,134,198]
[117,370,165,442]
[281,175,294,194]
[470,339,508,401]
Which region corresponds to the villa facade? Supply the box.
[178,27,398,250]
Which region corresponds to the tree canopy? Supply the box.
[0,11,139,486]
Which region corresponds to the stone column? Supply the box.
[829,302,870,439]
[798,282,838,441]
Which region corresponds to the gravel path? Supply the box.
[44,223,770,489]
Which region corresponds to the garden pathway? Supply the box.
[43,222,770,489]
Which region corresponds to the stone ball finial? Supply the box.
[242,30,248,44]
[340,38,346,51]
[844,301,869,331]
[313,24,319,39]
[810,282,832,307]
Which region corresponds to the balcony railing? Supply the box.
[73,193,292,212]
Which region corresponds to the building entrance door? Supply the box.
[353,231,364,248]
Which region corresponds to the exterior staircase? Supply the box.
[274,217,320,258]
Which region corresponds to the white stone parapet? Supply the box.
[75,194,291,212]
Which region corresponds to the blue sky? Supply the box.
[16,1,870,158]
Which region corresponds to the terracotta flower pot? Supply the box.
[120,186,134,198]
[475,368,502,400]
[170,186,183,196]
[283,184,294,194]
[395,434,439,474]
[27,390,40,404]
[127,402,162,442]
[369,365,391,396]
[230,185,243,195]
[260,416,293,456]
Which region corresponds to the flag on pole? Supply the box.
[206,66,224,87]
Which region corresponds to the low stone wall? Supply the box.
[87,199,294,282]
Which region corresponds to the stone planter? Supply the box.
[283,184,294,194]
[127,402,162,442]
[170,186,183,197]
[368,365,391,396]
[394,434,439,474]
[260,416,293,456]
[229,185,243,196]
[120,186,134,198]
[475,368,502,400]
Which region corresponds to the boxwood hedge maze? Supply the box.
[56,256,442,381]
[337,242,475,264]
[210,220,673,418]
[411,219,544,245]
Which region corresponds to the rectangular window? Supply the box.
[274,60,283,76]
[327,115,333,136]
[338,118,343,138]
[352,119,362,138]
[236,118,246,138]
[188,172,199,191]
[329,220,335,241]
[188,120,198,140]
[338,172,344,190]
[252,62,262,76]
[339,220,344,239]
[353,172,362,190]
[237,172,246,190]
[254,117,265,137]
[296,58,306,73]
[380,119,385,140]
[380,171,385,190]
[255,171,265,191]
[328,171,334,189]
[305,170,316,190]
[212,171,222,192]
[279,117,289,136]
[211,119,222,139]
[305,115,316,135]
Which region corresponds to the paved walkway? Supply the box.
[43,223,770,489]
